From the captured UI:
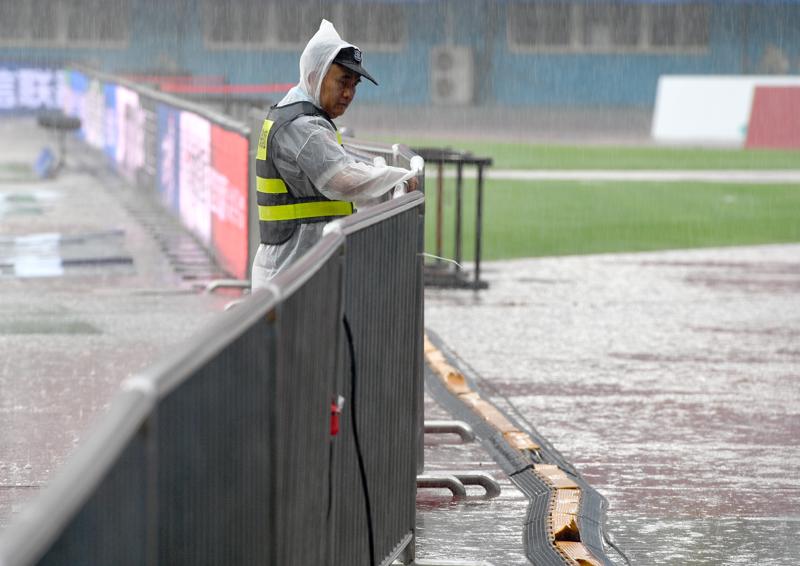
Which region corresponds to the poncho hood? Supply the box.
[298,20,358,107]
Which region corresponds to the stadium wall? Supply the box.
[1,1,799,108]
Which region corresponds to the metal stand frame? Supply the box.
[413,148,492,290]
[36,110,82,174]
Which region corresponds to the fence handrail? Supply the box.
[325,191,424,237]
[342,139,395,160]
[343,140,419,169]
[69,64,250,136]
[265,230,344,302]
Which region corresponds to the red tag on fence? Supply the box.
[330,396,345,437]
[330,402,340,436]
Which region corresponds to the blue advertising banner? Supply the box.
[0,65,58,114]
[103,83,117,162]
[157,104,181,214]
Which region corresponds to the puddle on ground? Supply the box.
[0,230,133,278]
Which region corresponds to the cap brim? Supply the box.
[336,61,378,86]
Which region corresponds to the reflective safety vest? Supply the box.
[255,101,353,245]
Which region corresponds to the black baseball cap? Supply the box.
[333,47,378,85]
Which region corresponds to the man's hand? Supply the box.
[406,176,419,192]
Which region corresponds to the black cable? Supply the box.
[343,315,376,566]
[604,531,632,566]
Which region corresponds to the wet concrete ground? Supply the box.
[416,391,531,565]
[0,119,226,527]
[425,245,800,565]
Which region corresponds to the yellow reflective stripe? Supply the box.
[257,119,273,161]
[336,130,342,145]
[258,201,352,221]
[256,176,288,194]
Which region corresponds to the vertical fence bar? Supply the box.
[435,160,444,264]
[474,163,485,288]
[454,161,463,271]
[143,411,159,566]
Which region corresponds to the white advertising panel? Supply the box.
[115,86,145,177]
[84,79,106,150]
[652,75,800,146]
[178,111,212,246]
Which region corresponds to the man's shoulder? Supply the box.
[271,111,336,143]
[271,102,332,125]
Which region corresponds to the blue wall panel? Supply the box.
[1,0,799,108]
[489,2,800,107]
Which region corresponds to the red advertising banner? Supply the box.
[210,125,249,279]
[746,86,800,149]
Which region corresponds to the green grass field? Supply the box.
[404,139,800,261]
[393,138,800,170]
[424,178,800,261]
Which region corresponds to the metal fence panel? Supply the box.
[154,236,343,566]
[328,337,371,565]
[0,389,154,566]
[273,249,343,565]
[155,318,278,565]
[39,430,151,566]
[330,202,423,564]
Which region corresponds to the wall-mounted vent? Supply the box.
[430,46,474,105]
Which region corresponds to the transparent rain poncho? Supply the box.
[251,20,416,289]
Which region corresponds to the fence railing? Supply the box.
[0,68,426,566]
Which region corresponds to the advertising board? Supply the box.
[50,68,251,279]
[210,125,249,279]
[178,111,212,246]
[745,86,800,149]
[103,84,117,162]
[652,75,800,146]
[0,65,58,114]
[83,79,106,150]
[65,71,89,138]
[115,86,145,180]
[157,104,181,213]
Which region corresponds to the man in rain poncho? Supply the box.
[251,20,419,288]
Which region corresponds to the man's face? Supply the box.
[319,63,360,119]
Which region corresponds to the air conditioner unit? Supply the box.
[430,46,474,105]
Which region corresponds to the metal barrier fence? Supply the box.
[0,190,424,566]
[331,135,427,481]
[327,197,424,565]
